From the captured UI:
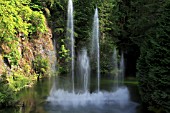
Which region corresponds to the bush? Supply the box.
[7,73,30,91]
[137,37,170,113]
[0,76,16,107]
[32,55,49,79]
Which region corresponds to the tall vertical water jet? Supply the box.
[91,8,100,92]
[77,48,90,93]
[112,50,125,89]
[48,38,57,73]
[112,48,119,89]
[119,52,125,86]
[47,3,137,111]
[67,0,75,92]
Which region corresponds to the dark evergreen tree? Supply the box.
[128,0,170,112]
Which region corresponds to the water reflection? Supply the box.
[0,77,142,113]
[45,101,138,113]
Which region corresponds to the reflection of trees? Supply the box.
[16,79,52,113]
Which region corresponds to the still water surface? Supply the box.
[1,76,144,113]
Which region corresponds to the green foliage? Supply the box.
[0,0,50,107]
[0,84,16,106]
[58,66,69,74]
[0,75,16,106]
[34,0,68,74]
[58,39,71,73]
[0,62,37,107]
[36,0,121,73]
[99,0,120,37]
[99,0,120,73]
[59,44,70,62]
[74,0,119,73]
[0,0,47,67]
[137,37,170,113]
[0,68,36,106]
[4,41,21,66]
[30,11,47,33]
[32,55,49,78]
[133,1,170,113]
[0,0,46,42]
[7,72,30,91]
[100,37,116,73]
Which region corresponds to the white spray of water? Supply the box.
[77,48,90,93]
[91,8,100,92]
[67,0,75,93]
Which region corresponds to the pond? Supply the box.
[1,75,144,113]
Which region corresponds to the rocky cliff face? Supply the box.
[0,26,54,77]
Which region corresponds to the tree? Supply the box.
[128,0,170,112]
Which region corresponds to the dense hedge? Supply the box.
[137,36,170,113]
[135,1,170,113]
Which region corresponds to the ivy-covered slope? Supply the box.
[0,0,53,106]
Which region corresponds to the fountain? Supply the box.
[112,48,119,89]
[46,5,138,113]
[91,8,100,92]
[67,0,75,92]
[47,48,129,108]
[77,48,90,93]
[119,52,125,86]
[49,38,57,73]
[112,49,125,89]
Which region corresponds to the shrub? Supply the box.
[32,55,49,79]
[0,75,16,107]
